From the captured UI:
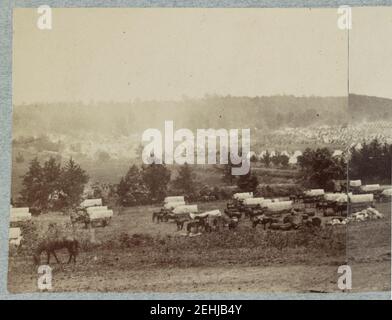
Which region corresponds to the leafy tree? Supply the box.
[271,152,281,167]
[20,158,45,209]
[237,170,259,192]
[42,157,62,209]
[59,158,89,208]
[279,154,289,168]
[215,156,237,184]
[117,165,148,206]
[173,163,196,196]
[349,139,392,183]
[19,157,88,211]
[297,148,346,190]
[142,163,171,202]
[250,154,258,162]
[262,151,271,168]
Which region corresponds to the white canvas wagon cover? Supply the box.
[173,205,198,214]
[9,227,21,239]
[190,209,222,219]
[86,206,108,214]
[243,197,265,206]
[164,201,186,210]
[88,210,113,220]
[360,184,380,192]
[381,188,392,196]
[233,192,253,200]
[349,194,374,203]
[304,189,325,196]
[265,201,293,212]
[164,196,185,203]
[81,198,102,208]
[350,180,362,187]
[10,208,31,222]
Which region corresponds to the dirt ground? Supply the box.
[7,201,391,294]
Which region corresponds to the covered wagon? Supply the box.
[348,193,374,212]
[164,201,186,210]
[9,207,32,225]
[9,227,23,247]
[380,188,392,201]
[164,196,185,204]
[80,198,102,208]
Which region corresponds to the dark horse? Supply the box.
[186,217,208,234]
[33,238,79,265]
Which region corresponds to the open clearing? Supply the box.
[7,201,391,294]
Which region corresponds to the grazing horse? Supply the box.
[33,238,79,265]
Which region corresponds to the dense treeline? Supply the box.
[18,138,391,211]
[297,138,392,190]
[349,139,392,184]
[18,157,89,211]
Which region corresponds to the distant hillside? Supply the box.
[348,94,392,121]
[12,95,392,138]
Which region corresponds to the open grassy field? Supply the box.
[7,201,391,294]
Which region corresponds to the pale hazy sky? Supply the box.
[350,7,392,99]
[12,7,388,104]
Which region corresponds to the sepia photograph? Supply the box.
[6,7,391,295]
